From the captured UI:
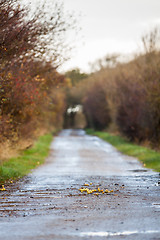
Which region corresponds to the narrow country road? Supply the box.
[0,129,160,240]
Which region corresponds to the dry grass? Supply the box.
[0,127,51,165]
[0,142,18,164]
[0,133,53,184]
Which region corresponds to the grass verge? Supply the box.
[0,134,53,185]
[86,129,160,172]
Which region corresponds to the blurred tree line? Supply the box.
[65,28,160,148]
[0,0,75,158]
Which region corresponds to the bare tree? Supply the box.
[0,0,76,68]
[141,27,160,54]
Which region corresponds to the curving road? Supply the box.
[0,129,160,239]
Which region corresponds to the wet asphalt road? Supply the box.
[0,129,160,240]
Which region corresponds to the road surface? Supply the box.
[0,129,160,240]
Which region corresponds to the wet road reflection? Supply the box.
[0,129,160,240]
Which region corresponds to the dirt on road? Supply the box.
[0,129,160,240]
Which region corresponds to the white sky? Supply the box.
[21,0,160,72]
[60,0,160,72]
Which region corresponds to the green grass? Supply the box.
[0,134,53,185]
[86,129,160,172]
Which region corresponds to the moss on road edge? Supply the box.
[0,134,53,185]
[86,129,160,172]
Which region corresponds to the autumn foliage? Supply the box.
[0,0,73,159]
[67,28,160,148]
[83,81,111,130]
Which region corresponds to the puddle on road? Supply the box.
[128,169,149,173]
[79,230,160,237]
[152,203,160,209]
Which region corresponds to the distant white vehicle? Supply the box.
[67,104,83,114]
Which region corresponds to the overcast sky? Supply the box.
[60,0,160,72]
[21,0,160,72]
